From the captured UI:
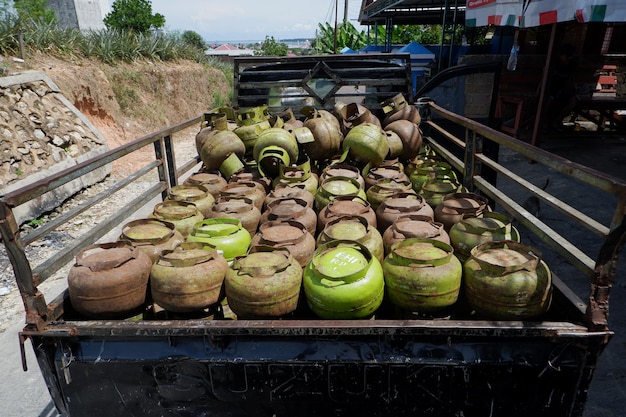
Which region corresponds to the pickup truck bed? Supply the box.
[1,55,625,417]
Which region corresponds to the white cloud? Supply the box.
[147,0,353,40]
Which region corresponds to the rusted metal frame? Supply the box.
[233,62,241,109]
[462,128,478,191]
[587,216,626,330]
[24,182,167,329]
[24,335,68,414]
[163,135,177,188]
[176,155,201,180]
[1,116,202,208]
[427,102,626,195]
[240,67,407,77]
[241,89,408,104]
[571,335,615,417]
[21,161,161,247]
[153,137,170,200]
[31,182,166,288]
[611,193,626,231]
[234,53,411,66]
[431,98,610,237]
[426,112,609,259]
[0,203,48,326]
[425,119,466,151]
[551,274,588,316]
[44,289,67,328]
[474,176,596,279]
[239,69,311,77]
[238,78,409,91]
[24,318,592,339]
[301,62,344,104]
[531,23,558,147]
[403,55,415,103]
[475,153,609,239]
[423,136,464,173]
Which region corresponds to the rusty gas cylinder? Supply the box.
[208,196,261,235]
[261,197,317,236]
[421,176,465,208]
[184,170,227,199]
[226,247,303,318]
[342,123,388,165]
[409,161,456,194]
[252,127,299,178]
[301,107,343,160]
[272,157,319,196]
[385,130,405,160]
[167,184,215,218]
[364,164,410,190]
[68,241,152,318]
[376,192,435,232]
[250,220,316,267]
[317,215,384,263]
[317,195,377,232]
[150,242,228,313]
[449,212,521,263]
[382,214,450,255]
[150,200,204,237]
[405,154,442,179]
[384,120,423,161]
[319,163,366,189]
[464,240,552,320]
[381,93,421,126]
[383,238,462,313]
[365,178,415,211]
[220,180,266,211]
[434,192,491,231]
[336,102,381,133]
[265,183,315,210]
[315,176,367,211]
[119,218,185,263]
[198,114,245,172]
[229,168,272,194]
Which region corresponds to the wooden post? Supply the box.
[531,23,557,147]
[334,0,338,54]
[18,28,26,60]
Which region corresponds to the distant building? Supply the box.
[47,0,108,31]
[206,44,254,57]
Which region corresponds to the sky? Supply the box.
[107,0,368,42]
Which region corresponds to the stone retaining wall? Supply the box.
[1,71,111,224]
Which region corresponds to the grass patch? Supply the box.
[26,216,46,228]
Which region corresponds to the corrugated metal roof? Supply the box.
[358,0,466,25]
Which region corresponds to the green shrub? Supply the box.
[0,6,226,67]
[104,0,165,34]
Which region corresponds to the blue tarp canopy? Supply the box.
[398,41,435,60]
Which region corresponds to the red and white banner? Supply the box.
[466,0,626,27]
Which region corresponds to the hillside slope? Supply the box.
[4,52,230,176]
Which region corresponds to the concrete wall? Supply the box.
[460,55,504,119]
[48,0,107,31]
[424,55,504,120]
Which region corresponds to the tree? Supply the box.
[104,0,165,34]
[181,30,205,50]
[255,35,288,56]
[12,0,56,24]
[313,21,367,54]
